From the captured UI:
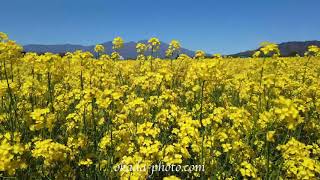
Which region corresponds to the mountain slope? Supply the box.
[230,41,320,57]
[24,41,196,59]
[24,40,320,58]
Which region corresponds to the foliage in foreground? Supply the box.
[1,34,320,179]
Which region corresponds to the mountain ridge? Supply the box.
[230,40,320,57]
[24,40,196,59]
[23,40,320,58]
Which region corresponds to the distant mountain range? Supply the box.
[230,41,320,57]
[23,40,196,59]
[23,40,320,58]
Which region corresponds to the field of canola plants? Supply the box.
[1,31,320,179]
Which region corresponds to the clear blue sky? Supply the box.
[1,0,319,54]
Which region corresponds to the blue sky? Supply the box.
[1,0,319,54]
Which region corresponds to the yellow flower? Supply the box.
[29,108,55,132]
[112,36,124,50]
[148,37,161,52]
[266,131,276,142]
[136,43,147,54]
[253,51,261,57]
[194,50,205,59]
[222,143,232,152]
[239,161,257,178]
[277,138,320,179]
[32,139,71,167]
[111,51,121,60]
[166,40,181,58]
[79,158,93,167]
[212,53,222,59]
[94,44,105,54]
[259,42,280,56]
[177,53,190,60]
[0,32,8,41]
[163,176,181,180]
[307,45,320,56]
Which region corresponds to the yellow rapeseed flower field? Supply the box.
[1,33,320,179]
